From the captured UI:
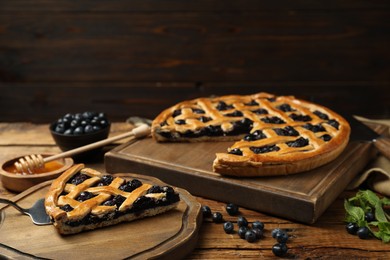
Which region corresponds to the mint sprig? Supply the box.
[344,190,390,243]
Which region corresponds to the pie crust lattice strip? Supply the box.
[45,164,180,235]
[151,92,351,177]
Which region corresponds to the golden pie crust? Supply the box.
[45,164,180,234]
[151,92,351,177]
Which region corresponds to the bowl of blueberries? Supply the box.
[50,111,111,159]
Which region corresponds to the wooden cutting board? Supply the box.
[0,174,202,260]
[105,124,386,224]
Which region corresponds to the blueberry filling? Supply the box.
[327,119,340,129]
[228,148,243,156]
[273,126,299,136]
[77,191,96,202]
[286,137,309,147]
[199,116,212,123]
[97,175,114,186]
[60,204,74,212]
[225,111,243,117]
[205,125,224,136]
[245,100,259,106]
[175,119,186,125]
[61,178,180,228]
[251,108,268,115]
[289,113,312,122]
[192,108,205,114]
[172,109,182,117]
[250,145,280,154]
[277,104,294,112]
[119,179,142,192]
[244,130,266,141]
[261,116,285,124]
[313,110,329,120]
[69,173,90,185]
[321,134,332,141]
[302,123,326,133]
[216,101,234,111]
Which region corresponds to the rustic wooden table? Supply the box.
[1,122,389,259]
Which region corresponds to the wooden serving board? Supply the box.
[105,124,386,224]
[0,174,202,260]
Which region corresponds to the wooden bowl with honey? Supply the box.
[0,154,73,192]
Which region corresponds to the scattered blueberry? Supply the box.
[271,228,282,238]
[252,228,263,239]
[275,230,289,243]
[252,221,264,230]
[357,226,370,239]
[201,205,212,218]
[212,212,224,223]
[245,230,257,243]
[223,222,234,234]
[272,243,288,257]
[346,222,359,235]
[365,212,375,222]
[237,216,248,227]
[226,203,239,216]
[238,226,249,239]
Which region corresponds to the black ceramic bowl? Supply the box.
[50,112,111,160]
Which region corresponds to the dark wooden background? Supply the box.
[1,1,389,123]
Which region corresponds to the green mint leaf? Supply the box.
[344,199,365,223]
[375,203,388,223]
[377,222,390,243]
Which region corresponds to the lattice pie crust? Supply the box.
[151,92,350,176]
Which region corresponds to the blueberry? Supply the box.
[84,124,94,134]
[63,128,73,135]
[357,226,370,239]
[99,175,114,186]
[252,221,264,230]
[275,230,289,243]
[271,228,282,238]
[272,243,288,257]
[54,124,65,134]
[212,212,223,223]
[252,228,263,239]
[223,221,234,234]
[60,204,74,212]
[201,205,212,217]
[277,103,294,112]
[346,222,359,235]
[226,203,239,216]
[250,145,280,154]
[228,148,243,156]
[245,230,257,243]
[237,216,248,227]
[238,226,249,239]
[77,191,95,202]
[73,126,84,135]
[365,212,375,222]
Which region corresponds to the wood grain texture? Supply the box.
[105,124,386,224]
[0,174,202,260]
[0,1,389,122]
[1,122,390,258]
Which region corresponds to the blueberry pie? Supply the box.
[45,164,180,234]
[151,92,350,176]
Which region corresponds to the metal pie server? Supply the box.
[347,115,390,160]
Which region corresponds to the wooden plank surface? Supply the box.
[0,174,202,260]
[105,124,382,224]
[1,1,389,122]
[1,122,390,259]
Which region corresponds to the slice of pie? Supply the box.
[151,92,351,177]
[45,164,180,235]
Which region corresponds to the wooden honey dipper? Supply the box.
[14,124,151,174]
